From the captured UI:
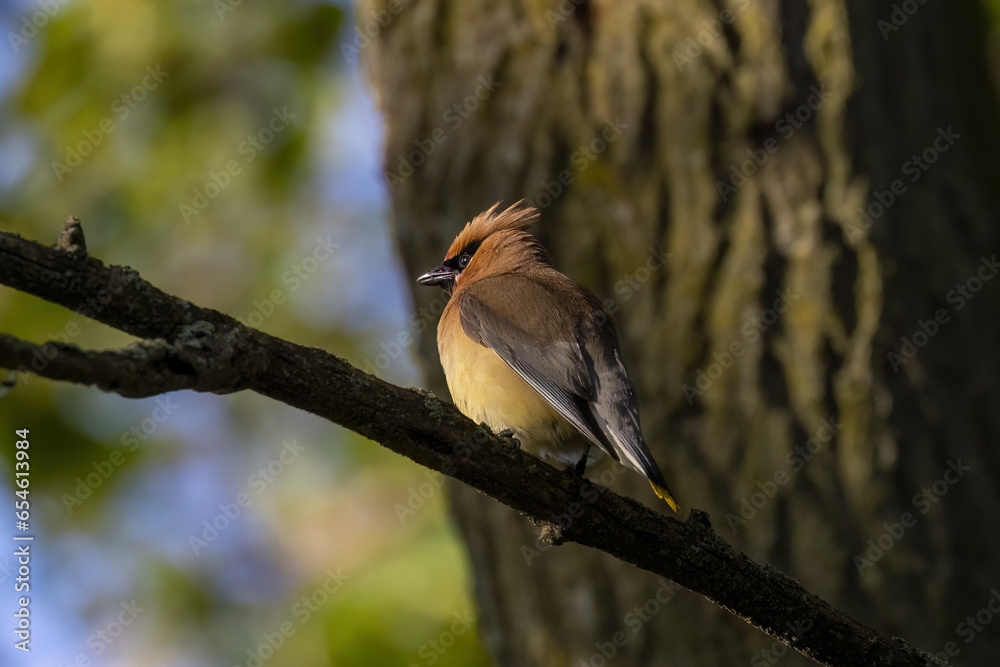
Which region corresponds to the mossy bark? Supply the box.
[363,0,1000,664]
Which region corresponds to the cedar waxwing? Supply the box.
[417,202,679,512]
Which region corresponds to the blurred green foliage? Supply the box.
[0,2,490,665]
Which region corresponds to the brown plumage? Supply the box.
[418,202,679,512]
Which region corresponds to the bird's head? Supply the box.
[417,201,548,295]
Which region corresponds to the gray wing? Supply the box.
[459,273,671,488]
[459,274,616,458]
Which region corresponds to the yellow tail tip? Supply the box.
[650,481,680,513]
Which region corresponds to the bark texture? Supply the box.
[362,0,1000,664]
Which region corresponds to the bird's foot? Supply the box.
[481,423,520,450]
[496,428,521,450]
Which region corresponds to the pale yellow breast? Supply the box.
[437,300,584,466]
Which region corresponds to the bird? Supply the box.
[417,201,679,512]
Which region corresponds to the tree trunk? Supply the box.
[362,0,1000,664]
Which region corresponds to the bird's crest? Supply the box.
[446,201,540,259]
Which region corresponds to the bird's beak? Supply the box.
[417,265,457,287]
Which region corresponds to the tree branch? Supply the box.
[0,222,943,667]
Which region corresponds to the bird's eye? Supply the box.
[458,253,471,268]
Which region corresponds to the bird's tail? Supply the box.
[650,481,680,513]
